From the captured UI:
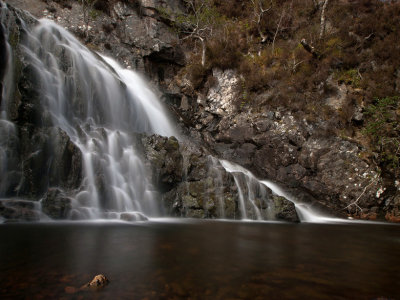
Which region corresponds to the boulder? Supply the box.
[41,188,71,219]
[0,200,41,222]
[141,135,183,192]
[272,196,300,223]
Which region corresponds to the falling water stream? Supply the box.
[23,19,179,220]
[0,13,180,220]
[218,159,345,223]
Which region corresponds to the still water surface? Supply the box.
[0,220,399,299]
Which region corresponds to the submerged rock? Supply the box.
[65,274,110,295]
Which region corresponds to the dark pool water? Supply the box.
[0,220,399,300]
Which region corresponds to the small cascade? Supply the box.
[219,159,274,221]
[218,159,330,222]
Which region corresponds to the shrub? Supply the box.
[363,96,400,174]
[206,24,247,70]
[187,63,209,90]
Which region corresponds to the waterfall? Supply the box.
[0,2,18,197]
[1,14,177,220]
[218,159,270,220]
[0,4,341,223]
[219,159,336,223]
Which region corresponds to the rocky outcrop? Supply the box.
[140,134,300,221]
[6,0,185,87]
[171,67,390,220]
[141,135,183,193]
[41,188,71,219]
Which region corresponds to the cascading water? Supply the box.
[218,159,337,223]
[1,15,177,220]
[0,3,18,197]
[218,159,272,220]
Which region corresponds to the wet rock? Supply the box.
[141,135,183,192]
[85,274,109,289]
[189,101,387,219]
[48,127,82,190]
[41,188,71,219]
[120,212,148,222]
[64,274,109,295]
[272,196,299,223]
[0,200,41,222]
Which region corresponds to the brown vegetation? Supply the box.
[176,0,400,176]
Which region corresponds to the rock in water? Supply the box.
[85,274,109,289]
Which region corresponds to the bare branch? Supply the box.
[251,0,273,43]
[344,177,378,213]
[178,0,217,66]
[272,9,285,54]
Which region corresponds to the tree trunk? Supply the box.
[319,0,329,39]
[200,38,206,67]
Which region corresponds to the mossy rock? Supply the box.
[273,195,299,222]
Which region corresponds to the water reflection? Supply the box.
[0,222,399,299]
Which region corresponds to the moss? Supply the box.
[166,136,179,151]
[363,96,400,175]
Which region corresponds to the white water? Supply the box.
[17,19,177,219]
[218,160,275,221]
[219,159,343,223]
[0,2,19,197]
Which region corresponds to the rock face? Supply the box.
[5,0,185,86]
[141,135,183,193]
[167,67,391,220]
[205,69,239,116]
